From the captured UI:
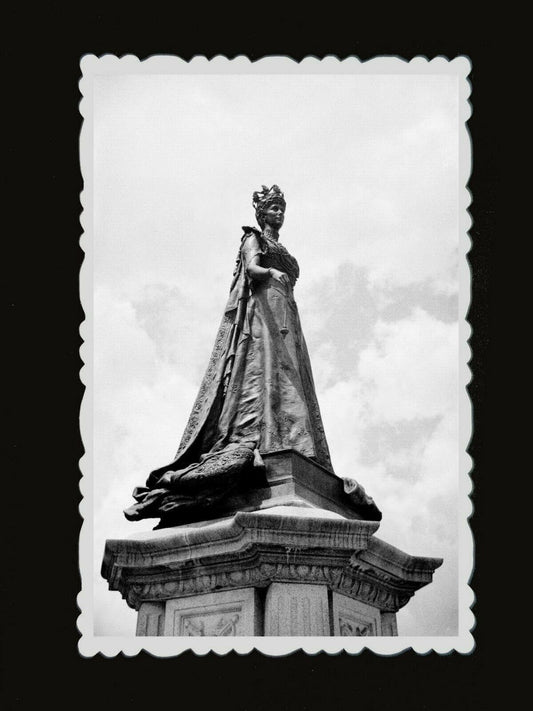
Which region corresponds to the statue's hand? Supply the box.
[269,268,289,286]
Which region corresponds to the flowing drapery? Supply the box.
[127,227,332,519]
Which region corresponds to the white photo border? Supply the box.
[78,54,473,657]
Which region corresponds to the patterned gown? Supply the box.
[132,227,332,513]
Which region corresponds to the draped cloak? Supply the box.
[135,227,333,503]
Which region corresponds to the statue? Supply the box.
[125,185,378,526]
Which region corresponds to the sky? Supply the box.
[91,71,461,637]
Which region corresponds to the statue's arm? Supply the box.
[246,255,271,281]
[242,234,289,286]
[242,234,270,281]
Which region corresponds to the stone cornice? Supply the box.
[355,538,443,585]
[102,510,442,614]
[103,511,379,584]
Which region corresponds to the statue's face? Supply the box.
[263,201,285,229]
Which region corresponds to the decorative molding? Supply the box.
[339,619,373,637]
[355,537,443,585]
[164,588,258,637]
[125,556,413,613]
[182,613,240,636]
[332,592,381,636]
[103,511,441,615]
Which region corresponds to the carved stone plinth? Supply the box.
[102,504,442,636]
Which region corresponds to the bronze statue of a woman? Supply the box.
[125,185,375,526]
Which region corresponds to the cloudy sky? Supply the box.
[91,70,462,637]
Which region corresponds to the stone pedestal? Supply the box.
[103,470,442,637]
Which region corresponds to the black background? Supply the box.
[4,15,495,711]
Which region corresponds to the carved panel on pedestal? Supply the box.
[338,615,376,636]
[332,591,381,636]
[180,610,241,636]
[163,588,259,637]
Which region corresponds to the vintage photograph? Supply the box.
[78,55,473,655]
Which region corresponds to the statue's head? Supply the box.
[253,184,286,230]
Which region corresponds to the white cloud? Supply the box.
[358,308,458,422]
[311,304,459,637]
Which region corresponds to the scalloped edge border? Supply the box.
[78,54,473,657]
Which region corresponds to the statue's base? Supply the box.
[102,506,442,637]
[154,449,382,529]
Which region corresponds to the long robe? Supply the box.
[142,226,333,493]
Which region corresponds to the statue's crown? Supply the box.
[252,184,286,213]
